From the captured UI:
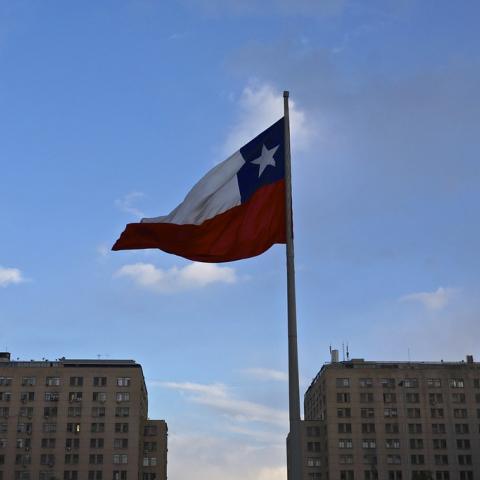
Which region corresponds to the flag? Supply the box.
[112,118,286,262]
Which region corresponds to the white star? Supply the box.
[251,144,279,178]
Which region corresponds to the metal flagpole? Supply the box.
[283,91,303,480]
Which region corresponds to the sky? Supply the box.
[1,1,480,479]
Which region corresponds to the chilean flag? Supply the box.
[112,118,286,262]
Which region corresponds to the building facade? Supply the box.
[0,352,167,480]
[301,355,480,480]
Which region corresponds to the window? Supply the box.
[39,472,57,480]
[306,426,321,436]
[15,453,31,464]
[15,472,32,480]
[337,408,351,418]
[69,377,83,387]
[411,455,425,465]
[363,454,377,465]
[458,455,472,465]
[44,407,58,417]
[90,438,104,449]
[361,423,375,434]
[359,378,373,388]
[68,392,82,402]
[384,408,398,418]
[449,378,464,388]
[361,408,375,418]
[19,407,33,417]
[433,439,447,449]
[21,377,36,386]
[67,407,82,417]
[381,378,395,389]
[338,423,352,434]
[66,423,81,434]
[455,424,469,434]
[383,393,397,403]
[412,472,432,480]
[44,392,59,402]
[91,423,105,433]
[362,439,376,449]
[474,378,480,388]
[459,472,473,480]
[336,378,350,388]
[16,423,32,434]
[91,407,105,418]
[113,472,128,480]
[433,455,448,465]
[364,471,378,480]
[115,423,129,433]
[388,471,402,480]
[116,392,130,402]
[114,438,129,449]
[385,439,400,449]
[88,472,102,480]
[92,392,107,402]
[340,471,354,480]
[144,441,157,452]
[65,453,79,464]
[0,407,9,418]
[435,472,450,480]
[407,408,421,418]
[338,439,353,449]
[427,378,442,388]
[403,378,418,388]
[41,438,56,448]
[387,455,401,465]
[306,458,322,467]
[116,377,131,387]
[0,377,12,386]
[406,393,420,403]
[431,408,444,418]
[385,423,399,433]
[0,438,6,448]
[429,393,443,405]
[409,439,424,449]
[408,423,422,434]
[63,471,78,480]
[113,454,128,464]
[115,407,129,417]
[42,423,57,433]
[456,439,471,449]
[65,438,80,449]
[453,409,467,418]
[45,377,60,386]
[337,393,351,403]
[89,454,103,465]
[142,474,156,480]
[432,423,446,434]
[339,455,353,464]
[0,392,11,402]
[0,424,7,433]
[360,393,374,403]
[143,457,158,466]
[16,438,31,449]
[452,393,466,403]
[93,376,107,387]
[20,392,35,402]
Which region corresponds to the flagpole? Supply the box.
[284,91,303,480]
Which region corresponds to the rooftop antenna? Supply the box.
[346,343,350,361]
[408,348,411,362]
[342,342,345,361]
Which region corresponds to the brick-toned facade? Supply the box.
[301,356,480,480]
[0,353,167,480]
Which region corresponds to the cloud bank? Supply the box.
[0,266,25,287]
[115,262,237,293]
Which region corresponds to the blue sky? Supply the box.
[1,1,479,478]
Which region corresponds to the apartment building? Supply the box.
[0,352,167,480]
[301,354,480,480]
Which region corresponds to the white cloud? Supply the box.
[222,83,312,156]
[115,262,237,293]
[156,381,288,427]
[115,191,145,218]
[0,266,25,287]
[241,367,288,382]
[400,287,457,311]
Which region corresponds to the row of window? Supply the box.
[335,438,472,450]
[336,392,479,404]
[0,391,131,403]
[0,453,158,465]
[338,470,474,480]
[3,471,135,480]
[0,405,132,419]
[0,377,131,387]
[336,454,473,466]
[337,422,479,434]
[336,377,479,389]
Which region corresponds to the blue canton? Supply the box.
[237,118,285,204]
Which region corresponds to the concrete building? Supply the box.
[0,352,167,480]
[301,354,480,480]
